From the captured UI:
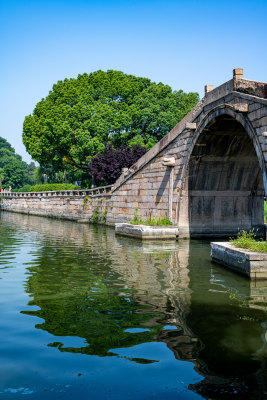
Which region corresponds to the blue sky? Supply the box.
[1,0,267,162]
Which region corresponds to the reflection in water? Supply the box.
[185,244,267,399]
[0,212,267,399]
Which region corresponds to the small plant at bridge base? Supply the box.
[148,217,172,226]
[102,208,107,222]
[82,196,89,209]
[130,208,145,224]
[146,210,172,226]
[230,230,267,253]
[91,207,99,224]
[130,209,172,226]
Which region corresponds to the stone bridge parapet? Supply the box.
[1,186,113,222]
[1,185,113,199]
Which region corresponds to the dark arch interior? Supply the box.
[188,115,264,237]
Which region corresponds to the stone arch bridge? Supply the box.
[2,69,267,238]
[111,69,267,237]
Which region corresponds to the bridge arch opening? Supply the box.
[180,114,265,237]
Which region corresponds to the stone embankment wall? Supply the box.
[1,186,114,224]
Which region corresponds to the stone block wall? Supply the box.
[108,129,194,224]
[109,72,267,235]
[1,189,113,224]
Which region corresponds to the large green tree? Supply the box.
[23,70,199,174]
[0,137,35,189]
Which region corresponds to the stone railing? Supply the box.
[234,78,267,99]
[204,79,233,104]
[1,185,113,199]
[204,69,267,105]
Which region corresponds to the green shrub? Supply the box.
[230,230,267,253]
[264,201,267,223]
[29,183,75,192]
[82,196,89,209]
[130,208,145,224]
[147,216,173,226]
[103,208,107,222]
[91,207,99,224]
[13,185,32,192]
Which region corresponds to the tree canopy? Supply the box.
[0,137,35,189]
[23,70,199,178]
[22,235,162,358]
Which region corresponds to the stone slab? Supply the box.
[115,223,179,240]
[211,242,267,279]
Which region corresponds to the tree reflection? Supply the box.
[2,212,267,400]
[22,242,163,357]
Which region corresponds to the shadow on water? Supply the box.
[1,212,267,400]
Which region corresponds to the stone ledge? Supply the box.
[211,242,267,279]
[115,223,179,240]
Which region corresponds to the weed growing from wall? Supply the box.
[82,196,89,209]
[230,230,267,253]
[91,207,99,224]
[103,209,107,222]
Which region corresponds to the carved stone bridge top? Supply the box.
[113,68,267,192]
[111,69,267,237]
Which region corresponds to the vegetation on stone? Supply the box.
[264,201,267,222]
[22,70,199,180]
[91,207,99,224]
[230,230,267,253]
[130,208,172,226]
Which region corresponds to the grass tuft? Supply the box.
[230,230,267,253]
[130,208,172,226]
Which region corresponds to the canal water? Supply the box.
[0,212,266,400]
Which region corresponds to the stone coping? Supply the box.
[115,223,179,240]
[211,242,267,280]
[211,242,267,260]
[1,185,113,198]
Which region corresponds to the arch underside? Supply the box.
[178,114,265,238]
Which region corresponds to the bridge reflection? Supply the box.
[2,212,267,400]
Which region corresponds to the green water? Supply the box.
[0,212,266,400]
